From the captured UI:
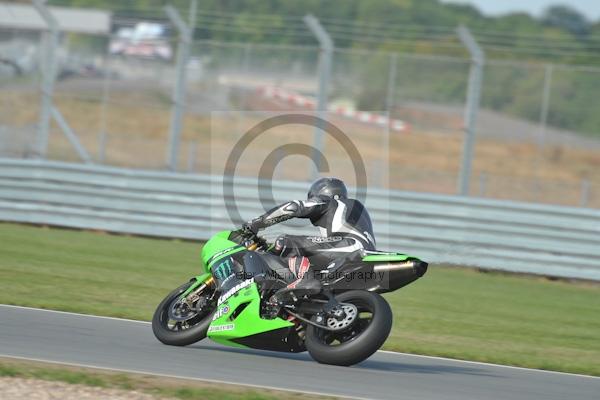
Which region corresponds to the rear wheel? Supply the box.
[305,290,392,366]
[152,281,215,346]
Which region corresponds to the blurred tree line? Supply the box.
[46,0,600,135]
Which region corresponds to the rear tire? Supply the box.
[152,282,214,346]
[305,290,392,366]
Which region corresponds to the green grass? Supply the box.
[384,267,600,376]
[0,358,326,400]
[0,223,200,320]
[1,222,599,376]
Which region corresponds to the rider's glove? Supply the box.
[242,220,259,235]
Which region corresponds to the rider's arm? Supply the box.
[245,199,327,232]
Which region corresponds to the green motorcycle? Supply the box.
[152,229,427,366]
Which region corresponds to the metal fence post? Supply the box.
[188,0,197,30]
[381,52,399,189]
[457,26,485,196]
[304,14,333,180]
[32,0,59,159]
[165,3,193,171]
[97,55,111,163]
[385,53,398,115]
[234,42,253,143]
[241,42,252,111]
[538,63,554,150]
[51,108,92,163]
[32,0,93,164]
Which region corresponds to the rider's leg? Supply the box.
[271,235,363,268]
[268,235,322,303]
[268,253,321,304]
[284,255,318,289]
[269,236,367,303]
[270,235,317,259]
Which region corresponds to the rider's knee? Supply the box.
[272,235,288,255]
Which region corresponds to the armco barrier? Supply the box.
[0,158,599,280]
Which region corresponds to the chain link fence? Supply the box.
[1,4,599,208]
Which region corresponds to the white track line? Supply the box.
[2,304,598,380]
[376,350,600,380]
[0,304,150,325]
[0,355,364,400]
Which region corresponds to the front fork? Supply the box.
[180,273,215,308]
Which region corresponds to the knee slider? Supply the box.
[272,235,287,255]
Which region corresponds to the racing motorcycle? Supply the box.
[152,229,427,366]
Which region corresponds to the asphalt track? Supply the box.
[0,305,598,399]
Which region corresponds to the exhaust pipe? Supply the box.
[373,260,428,277]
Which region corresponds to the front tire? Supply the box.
[305,290,392,366]
[152,281,215,346]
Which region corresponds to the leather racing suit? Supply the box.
[246,196,376,271]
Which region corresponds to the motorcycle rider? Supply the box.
[243,177,376,301]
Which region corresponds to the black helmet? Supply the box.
[307,177,348,200]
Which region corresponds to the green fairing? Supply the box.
[200,230,244,271]
[179,231,243,299]
[207,281,293,345]
[362,253,414,262]
[200,230,293,344]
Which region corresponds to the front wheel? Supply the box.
[152,280,215,346]
[305,290,392,366]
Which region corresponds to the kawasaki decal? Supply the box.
[217,278,254,305]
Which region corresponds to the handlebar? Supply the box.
[237,227,269,250]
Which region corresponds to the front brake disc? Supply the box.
[168,299,198,321]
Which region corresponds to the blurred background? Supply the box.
[1,0,600,207]
[1,1,600,390]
